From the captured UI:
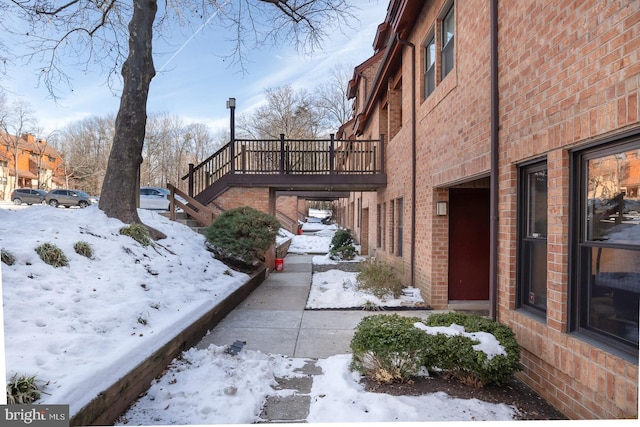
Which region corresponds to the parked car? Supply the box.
[10,188,48,205]
[139,187,171,210]
[45,189,93,208]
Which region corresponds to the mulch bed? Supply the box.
[312,259,567,420]
[361,373,568,420]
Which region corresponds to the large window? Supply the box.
[424,35,436,98]
[441,4,455,79]
[574,138,640,355]
[519,162,548,314]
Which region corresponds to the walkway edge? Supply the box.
[70,267,268,427]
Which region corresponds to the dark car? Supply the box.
[10,188,48,205]
[45,189,93,208]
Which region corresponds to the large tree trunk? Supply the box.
[99,0,158,229]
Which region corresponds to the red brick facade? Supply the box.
[338,0,639,419]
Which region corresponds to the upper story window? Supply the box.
[442,4,455,79]
[424,35,436,98]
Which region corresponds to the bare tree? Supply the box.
[314,62,354,133]
[239,85,325,139]
[0,100,35,193]
[58,115,116,195]
[184,122,222,167]
[5,0,355,238]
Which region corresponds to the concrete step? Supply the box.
[258,360,322,423]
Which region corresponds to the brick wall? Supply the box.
[498,0,640,419]
[339,0,639,419]
[214,187,271,213]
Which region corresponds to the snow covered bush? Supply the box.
[420,312,523,387]
[350,314,432,383]
[356,258,403,299]
[350,312,523,387]
[329,228,357,260]
[35,243,68,267]
[204,206,280,270]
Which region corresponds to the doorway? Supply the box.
[448,188,490,300]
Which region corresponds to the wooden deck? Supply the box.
[181,134,386,204]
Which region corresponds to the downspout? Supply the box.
[489,0,499,320]
[395,32,417,287]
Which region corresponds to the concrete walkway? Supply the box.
[194,253,433,423]
[195,254,386,358]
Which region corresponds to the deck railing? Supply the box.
[182,134,384,198]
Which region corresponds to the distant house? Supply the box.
[0,132,67,200]
[337,0,639,419]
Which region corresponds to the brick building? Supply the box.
[0,132,66,201]
[337,0,639,419]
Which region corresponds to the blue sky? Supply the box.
[2,1,388,136]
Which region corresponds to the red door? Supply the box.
[448,188,490,300]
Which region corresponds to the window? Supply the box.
[573,138,640,355]
[377,204,382,248]
[518,162,548,315]
[424,35,436,97]
[396,198,404,256]
[390,200,395,254]
[441,4,455,79]
[382,202,387,250]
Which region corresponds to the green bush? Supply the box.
[356,258,404,299]
[422,312,523,386]
[35,243,68,267]
[74,241,94,258]
[350,314,433,383]
[349,312,523,387]
[204,206,280,269]
[329,228,357,260]
[119,223,152,247]
[6,374,46,404]
[1,249,16,266]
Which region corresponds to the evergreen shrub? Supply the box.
[204,206,280,270]
[422,312,523,386]
[349,312,523,387]
[329,228,357,260]
[350,314,433,383]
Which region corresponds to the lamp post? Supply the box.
[227,97,236,173]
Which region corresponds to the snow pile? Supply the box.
[288,224,337,254]
[308,354,517,422]
[307,270,425,309]
[115,345,309,425]
[0,205,248,414]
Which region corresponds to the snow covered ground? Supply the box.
[1,203,521,424]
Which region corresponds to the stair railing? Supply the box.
[167,183,218,227]
[182,134,385,199]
